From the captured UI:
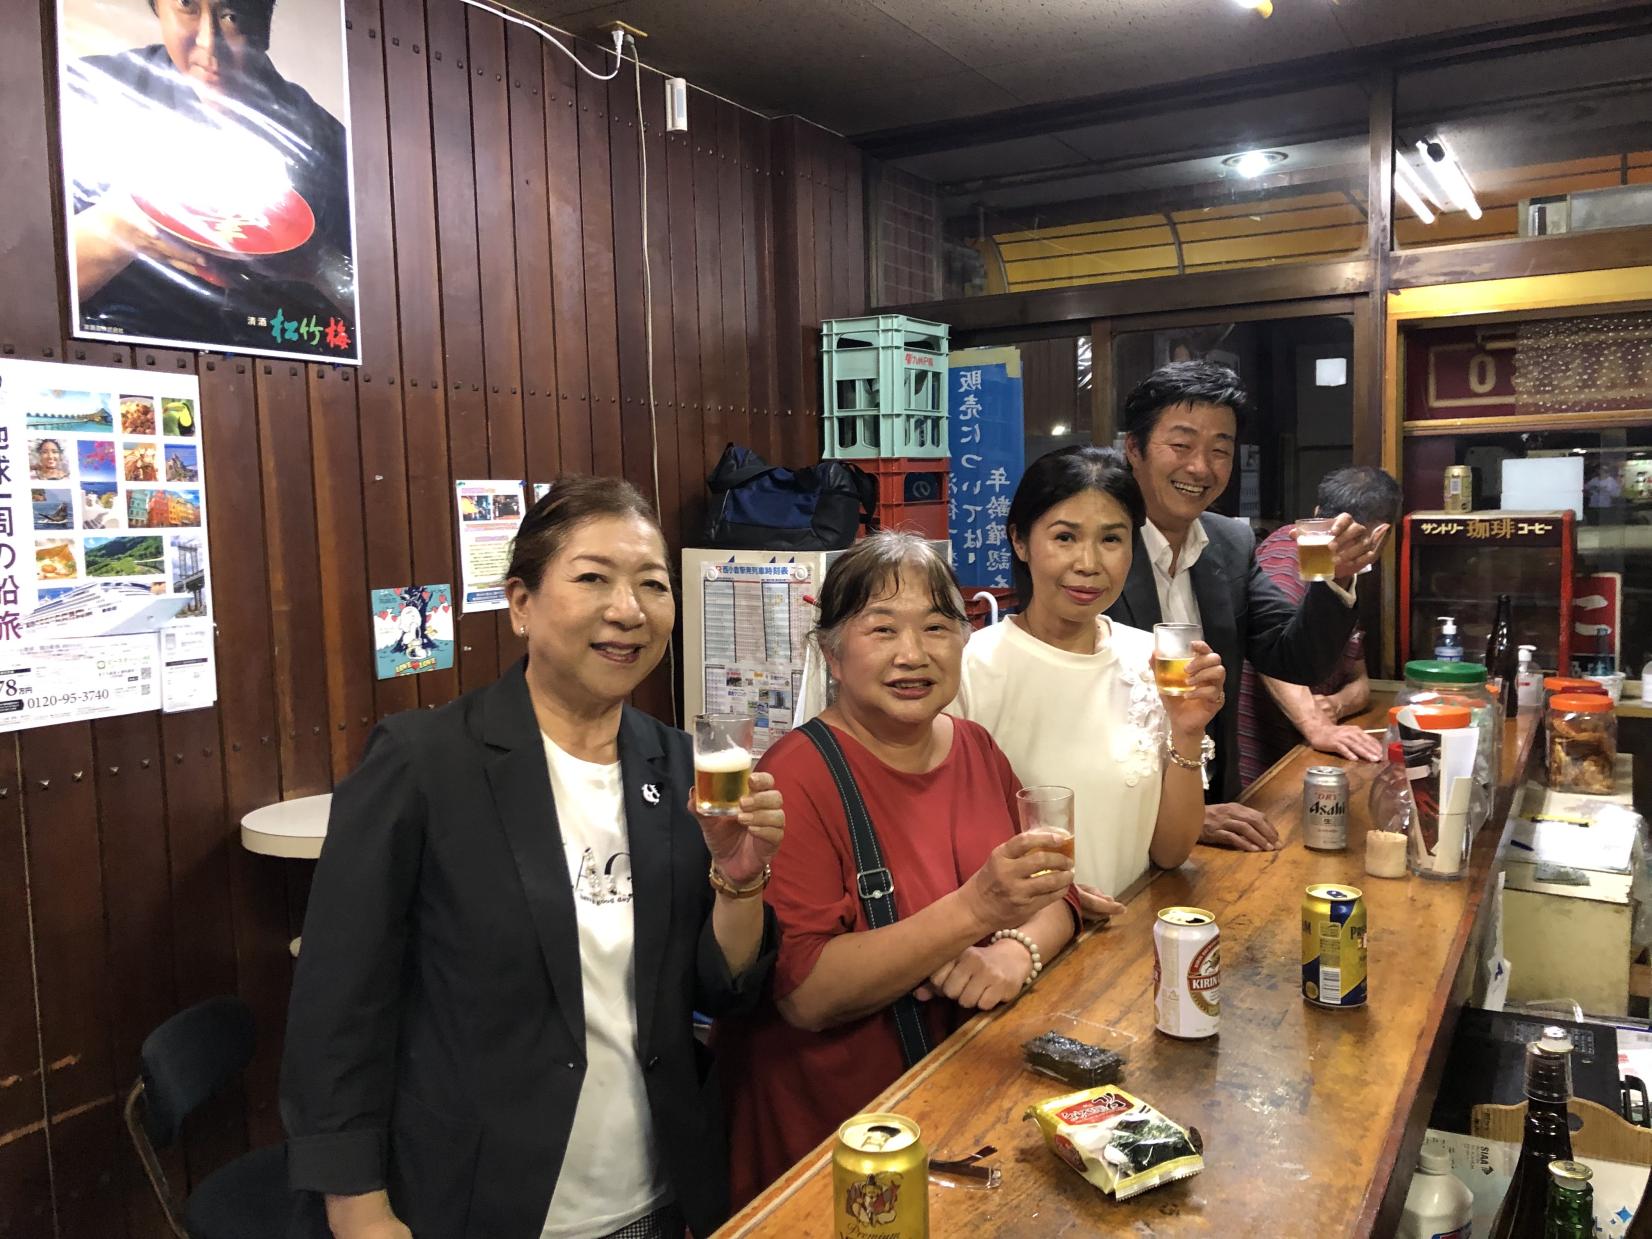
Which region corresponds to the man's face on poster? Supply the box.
[152,0,272,99]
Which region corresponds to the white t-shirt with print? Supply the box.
[539,736,670,1239]
[952,616,1168,896]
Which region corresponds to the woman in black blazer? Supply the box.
[281,477,783,1239]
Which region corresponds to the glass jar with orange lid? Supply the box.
[1399,661,1498,832]
[1546,693,1616,795]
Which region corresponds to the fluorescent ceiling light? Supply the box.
[1234,0,1274,14]
[1315,358,1348,387]
[1417,138,1482,220]
[1392,154,1436,224]
[1051,424,1069,436]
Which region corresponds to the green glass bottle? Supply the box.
[1544,1160,1593,1239]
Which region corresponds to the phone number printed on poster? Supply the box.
[0,634,160,729]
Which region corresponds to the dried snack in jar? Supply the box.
[1024,1086,1204,1201]
[1021,1032,1125,1089]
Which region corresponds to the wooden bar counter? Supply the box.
[717,707,1542,1238]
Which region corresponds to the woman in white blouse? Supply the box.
[951,446,1226,898]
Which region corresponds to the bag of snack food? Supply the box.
[1023,1086,1204,1201]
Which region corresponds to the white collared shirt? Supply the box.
[1142,518,1209,626]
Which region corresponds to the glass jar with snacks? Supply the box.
[1546,693,1616,795]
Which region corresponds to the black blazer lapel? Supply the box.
[617,705,675,1061]
[481,662,585,1056]
[1119,529,1161,629]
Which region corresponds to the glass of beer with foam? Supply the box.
[694,713,753,817]
[1017,785,1075,867]
[1153,623,1201,697]
[1294,517,1337,582]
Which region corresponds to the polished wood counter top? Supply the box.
[717,706,1542,1238]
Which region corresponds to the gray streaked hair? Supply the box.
[813,531,968,659]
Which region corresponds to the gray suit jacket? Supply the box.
[1105,513,1359,801]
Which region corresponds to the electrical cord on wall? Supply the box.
[455,0,624,79]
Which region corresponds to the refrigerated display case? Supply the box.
[1400,510,1575,673]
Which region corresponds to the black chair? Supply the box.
[124,996,293,1239]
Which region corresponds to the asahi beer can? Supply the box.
[1302,884,1368,1008]
[833,1112,928,1238]
[1154,906,1220,1038]
[1444,465,1473,513]
[1302,766,1350,851]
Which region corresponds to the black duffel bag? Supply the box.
[703,443,877,551]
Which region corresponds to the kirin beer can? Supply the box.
[1302,766,1350,851]
[1302,883,1368,1008]
[1154,906,1220,1038]
[833,1112,928,1238]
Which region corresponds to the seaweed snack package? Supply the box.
[1023,1086,1204,1201]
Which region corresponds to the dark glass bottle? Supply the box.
[1488,1027,1575,1239]
[1485,594,1519,717]
[1543,1160,1592,1239]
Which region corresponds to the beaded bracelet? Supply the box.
[990,927,1043,989]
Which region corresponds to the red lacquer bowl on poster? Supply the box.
[132,185,316,257]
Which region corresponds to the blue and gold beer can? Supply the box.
[1301,883,1367,1008]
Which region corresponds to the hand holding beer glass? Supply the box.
[1016,785,1075,866]
[1293,517,1337,582]
[694,713,753,816]
[1153,623,1201,697]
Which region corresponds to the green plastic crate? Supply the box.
[821,315,949,460]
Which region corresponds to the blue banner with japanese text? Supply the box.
[948,348,1024,589]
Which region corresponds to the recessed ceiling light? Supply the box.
[1233,0,1274,15]
[1222,150,1287,178]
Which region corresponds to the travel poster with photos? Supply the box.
[0,358,216,729]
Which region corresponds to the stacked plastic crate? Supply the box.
[820,315,950,541]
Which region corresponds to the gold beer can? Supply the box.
[1301,884,1368,1008]
[1443,465,1473,513]
[833,1112,928,1238]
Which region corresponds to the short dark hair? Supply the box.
[35,438,64,453]
[1006,446,1144,602]
[1121,361,1250,452]
[814,532,966,657]
[149,0,278,49]
[505,475,662,592]
[1316,465,1401,529]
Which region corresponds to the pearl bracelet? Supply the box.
[990,928,1043,989]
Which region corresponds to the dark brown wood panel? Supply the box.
[1,3,864,1226]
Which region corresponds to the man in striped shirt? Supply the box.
[1237,466,1402,786]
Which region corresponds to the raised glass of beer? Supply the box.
[1017,785,1075,865]
[1153,623,1201,697]
[693,713,753,817]
[1294,517,1337,582]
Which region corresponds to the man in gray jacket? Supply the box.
[1106,362,1389,850]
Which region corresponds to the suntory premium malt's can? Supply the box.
[1301,884,1368,1008]
[1444,465,1473,513]
[1154,906,1220,1038]
[832,1112,928,1238]
[1301,766,1350,851]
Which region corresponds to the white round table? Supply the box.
[241,794,332,957]
[240,792,332,860]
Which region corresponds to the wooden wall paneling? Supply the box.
[465,10,528,671]
[665,126,705,543]
[810,126,834,401]
[692,101,726,479]
[344,0,418,721]
[307,365,374,777]
[576,50,623,479]
[545,43,592,475]
[769,120,807,466]
[607,67,654,500]
[0,0,66,362]
[830,136,853,320]
[0,1121,53,1239]
[508,25,560,489]
[605,66,674,723]
[845,148,867,317]
[194,354,288,1150]
[382,0,458,708]
[792,124,821,462]
[251,360,330,796]
[426,0,499,696]
[641,86,681,552]
[743,111,778,465]
[716,101,752,458]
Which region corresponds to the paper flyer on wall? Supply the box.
[0,358,216,731]
[456,481,524,613]
[371,584,455,678]
[698,559,813,756]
